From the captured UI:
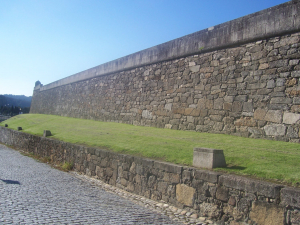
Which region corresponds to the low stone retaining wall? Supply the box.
[1,126,299,225]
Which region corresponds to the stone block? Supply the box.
[283,112,300,124]
[235,95,247,102]
[216,186,229,202]
[214,98,224,110]
[134,157,154,169]
[176,184,195,207]
[193,148,226,169]
[234,117,256,127]
[264,110,283,123]
[292,71,300,78]
[259,63,269,70]
[193,169,220,184]
[187,116,194,123]
[164,103,172,111]
[248,127,264,136]
[281,187,300,208]
[199,202,222,220]
[189,65,200,73]
[243,102,253,112]
[210,115,223,122]
[182,170,191,183]
[254,108,267,120]
[290,210,300,225]
[219,175,282,198]
[264,124,286,136]
[270,97,292,104]
[224,95,234,103]
[249,201,285,225]
[286,126,299,138]
[4,124,8,127]
[189,109,200,117]
[223,102,232,111]
[153,161,182,174]
[232,102,242,112]
[17,127,22,131]
[291,105,300,113]
[184,108,194,116]
[142,110,152,119]
[267,80,275,88]
[164,124,172,129]
[247,82,266,90]
[43,130,52,137]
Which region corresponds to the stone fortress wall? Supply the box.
[30,0,300,142]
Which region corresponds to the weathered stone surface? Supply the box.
[264,110,283,123]
[216,186,229,202]
[254,108,267,120]
[219,175,282,198]
[228,196,236,206]
[164,124,172,129]
[176,184,195,207]
[142,110,152,119]
[193,169,220,184]
[193,148,226,169]
[234,117,256,127]
[189,65,200,72]
[264,124,286,136]
[153,161,182,174]
[249,201,285,225]
[290,210,300,225]
[281,187,300,208]
[199,203,222,220]
[283,112,300,124]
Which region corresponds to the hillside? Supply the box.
[0,95,32,108]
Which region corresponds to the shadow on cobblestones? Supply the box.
[0,178,21,185]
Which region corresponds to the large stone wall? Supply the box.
[30,1,300,142]
[1,127,300,224]
[31,30,300,142]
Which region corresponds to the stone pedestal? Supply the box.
[193,147,226,169]
[43,130,52,137]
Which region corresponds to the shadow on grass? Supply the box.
[224,166,247,170]
[0,178,21,185]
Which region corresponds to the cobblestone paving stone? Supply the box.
[0,144,210,225]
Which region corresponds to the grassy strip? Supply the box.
[1,114,300,187]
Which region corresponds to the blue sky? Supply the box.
[0,0,289,97]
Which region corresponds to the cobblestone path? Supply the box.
[0,144,180,225]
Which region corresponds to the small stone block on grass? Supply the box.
[17,127,22,131]
[193,147,226,169]
[43,130,52,137]
[5,124,8,127]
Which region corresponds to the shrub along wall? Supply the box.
[1,126,300,225]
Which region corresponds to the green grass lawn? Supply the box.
[1,114,300,187]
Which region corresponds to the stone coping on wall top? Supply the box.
[219,174,283,199]
[280,187,300,207]
[35,0,300,92]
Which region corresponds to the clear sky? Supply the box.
[0,0,289,97]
